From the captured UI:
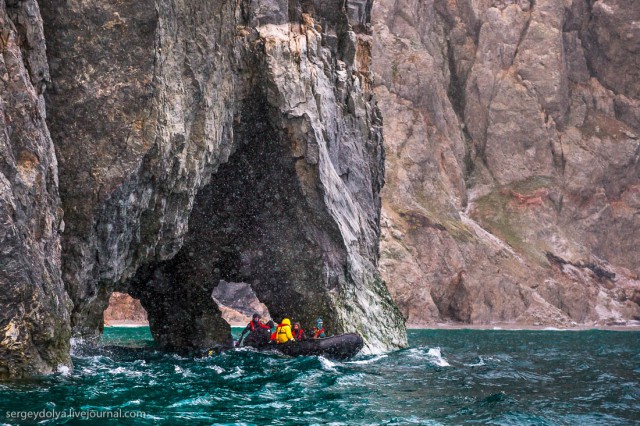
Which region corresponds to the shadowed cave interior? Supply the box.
[112,96,346,352]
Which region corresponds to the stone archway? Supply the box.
[0,0,408,378]
[127,93,349,351]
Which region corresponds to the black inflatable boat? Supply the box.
[237,330,364,360]
[274,334,364,360]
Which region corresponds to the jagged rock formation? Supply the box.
[373,0,640,326]
[121,1,405,353]
[0,0,71,379]
[103,283,268,327]
[1,0,406,377]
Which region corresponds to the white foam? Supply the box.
[109,367,143,378]
[427,347,451,367]
[346,354,388,365]
[465,356,486,367]
[319,356,338,372]
[168,396,213,408]
[57,365,71,376]
[207,365,225,374]
[225,366,244,378]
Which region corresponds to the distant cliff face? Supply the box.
[373,0,640,326]
[0,0,407,378]
[103,293,148,325]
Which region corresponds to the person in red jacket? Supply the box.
[292,322,305,340]
[237,314,271,347]
[312,317,326,339]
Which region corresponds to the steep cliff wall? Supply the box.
[0,0,70,379]
[1,0,406,377]
[5,0,638,378]
[374,0,640,326]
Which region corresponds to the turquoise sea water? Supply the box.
[1,328,639,425]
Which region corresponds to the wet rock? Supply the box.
[0,0,71,379]
[38,1,402,356]
[1,0,407,376]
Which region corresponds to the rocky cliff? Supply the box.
[3,0,639,379]
[0,0,406,378]
[0,0,71,379]
[373,0,640,326]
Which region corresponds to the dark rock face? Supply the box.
[0,0,406,377]
[0,0,71,379]
[124,1,406,353]
[374,0,640,327]
[211,281,271,322]
[7,0,638,378]
[40,0,231,341]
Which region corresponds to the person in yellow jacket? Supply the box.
[275,318,296,344]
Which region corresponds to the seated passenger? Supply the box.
[292,322,305,340]
[312,317,326,339]
[276,318,295,344]
[269,320,278,342]
[237,313,271,347]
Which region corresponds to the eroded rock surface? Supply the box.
[1,0,407,377]
[212,281,271,325]
[5,0,639,378]
[374,0,640,327]
[2,0,407,375]
[0,0,70,379]
[125,1,405,353]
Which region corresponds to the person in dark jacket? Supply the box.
[237,313,271,347]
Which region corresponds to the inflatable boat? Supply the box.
[274,334,364,360]
[238,330,364,360]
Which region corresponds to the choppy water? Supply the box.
[1,328,639,425]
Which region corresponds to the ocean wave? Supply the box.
[318,356,338,372]
[168,395,214,408]
[426,347,451,367]
[464,356,486,367]
[109,366,143,378]
[207,365,225,374]
[56,365,72,376]
[345,354,388,365]
[3,327,638,425]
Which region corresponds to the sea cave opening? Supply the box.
[116,95,341,352]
